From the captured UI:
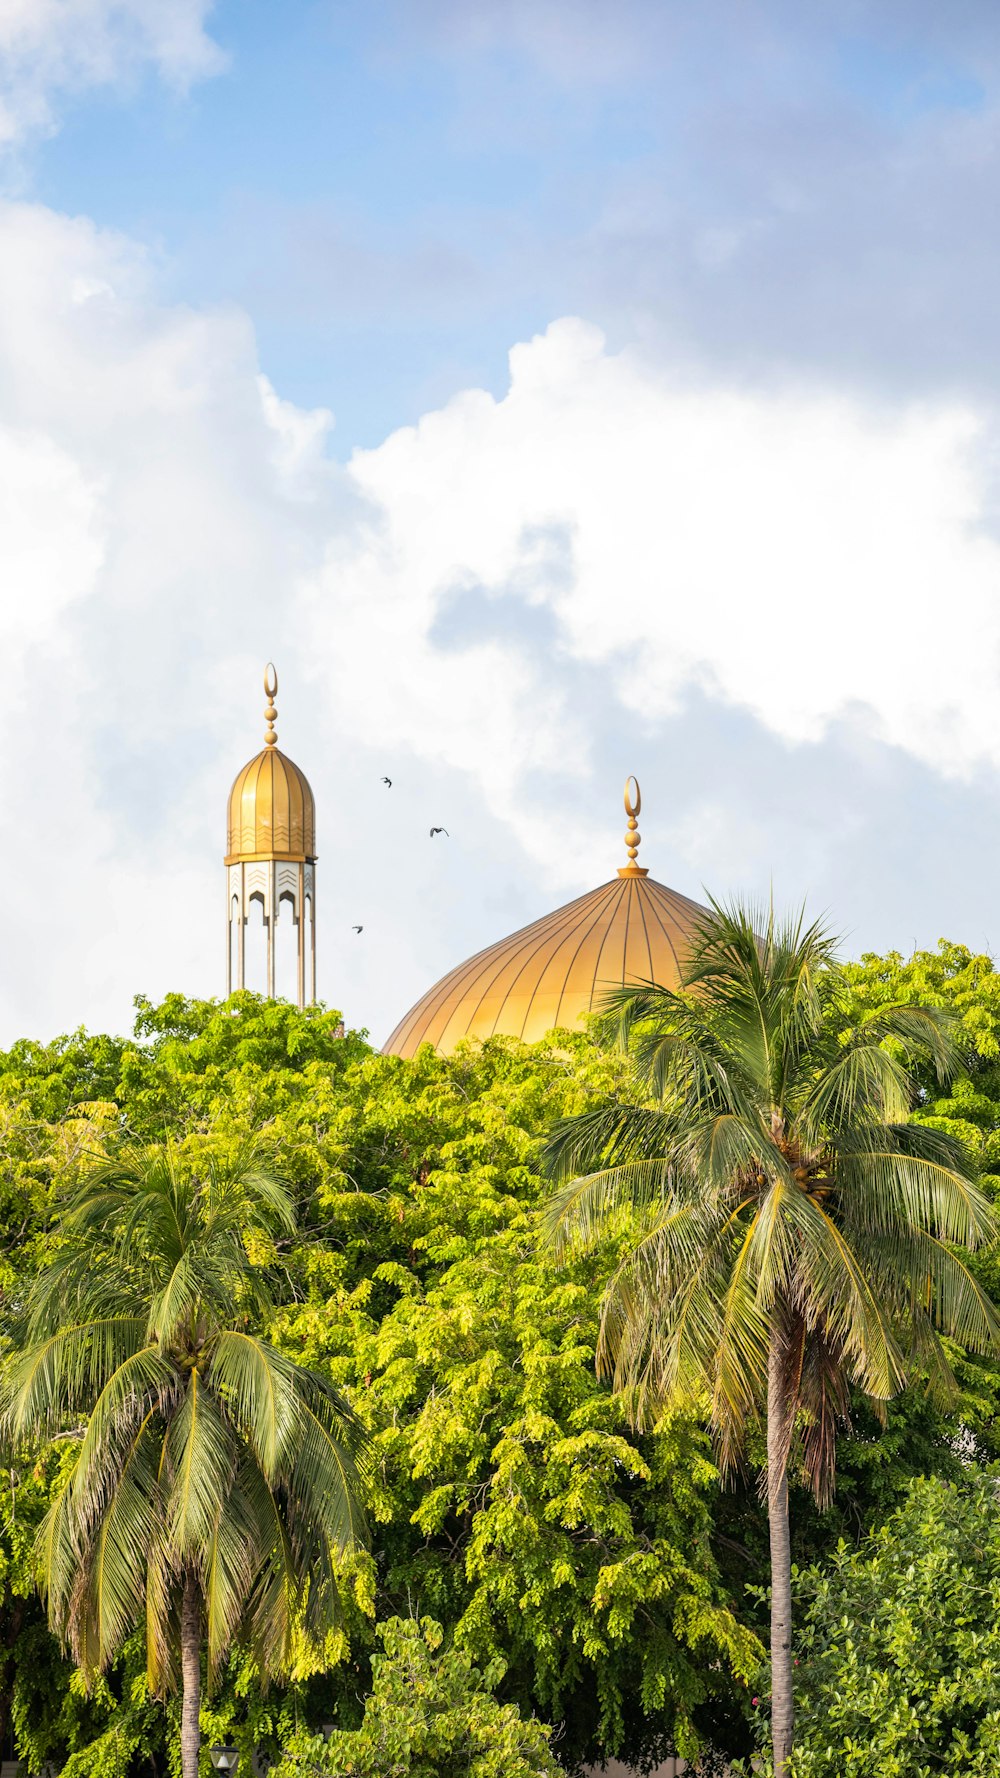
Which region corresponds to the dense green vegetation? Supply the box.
[274,1616,563,1778]
[4,1143,366,1778]
[544,908,1000,1778]
[781,1471,1000,1775]
[1,939,1000,1773]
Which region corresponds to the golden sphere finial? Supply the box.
[264,662,278,747]
[618,775,648,877]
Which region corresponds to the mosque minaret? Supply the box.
[225,664,317,1008]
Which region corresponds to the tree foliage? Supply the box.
[543,904,1000,1776]
[276,1617,561,1778]
[760,1471,1000,1776]
[2,1140,366,1778]
[0,947,999,1771]
[0,994,758,1770]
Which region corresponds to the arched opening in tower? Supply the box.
[273,889,300,1004]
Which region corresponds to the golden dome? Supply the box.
[225,665,316,864]
[384,777,707,1057]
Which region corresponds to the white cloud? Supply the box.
[0,200,335,1040]
[3,206,1000,1045]
[324,318,1000,839]
[0,0,224,146]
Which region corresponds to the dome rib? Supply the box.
[645,882,685,979]
[476,885,611,1042]
[630,877,656,986]
[432,886,602,1051]
[595,878,642,1005]
[550,878,626,1033]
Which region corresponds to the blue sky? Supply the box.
[26,2,996,443]
[5,1,1000,1043]
[32,0,630,442]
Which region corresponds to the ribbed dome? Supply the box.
[384,780,707,1057]
[225,747,316,864]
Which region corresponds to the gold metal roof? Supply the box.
[383,778,707,1057]
[225,665,316,864]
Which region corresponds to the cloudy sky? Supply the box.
[5,0,1000,1046]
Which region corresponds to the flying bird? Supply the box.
[352,925,363,934]
[429,827,449,838]
[381,776,392,787]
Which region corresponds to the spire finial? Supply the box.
[264,662,278,747]
[618,775,649,878]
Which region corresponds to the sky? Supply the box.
[5,0,1000,1046]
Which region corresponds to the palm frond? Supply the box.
[164,1371,238,1556]
[836,1132,996,1247]
[237,1458,298,1678]
[864,1229,1000,1355]
[285,1379,368,1559]
[68,1346,175,1524]
[543,1103,679,1183]
[798,1043,914,1138]
[779,1188,905,1401]
[203,1461,258,1691]
[3,1319,147,1441]
[210,1332,302,1477]
[863,1001,968,1086]
[145,1535,180,1699]
[708,1217,773,1468]
[35,1480,80,1634]
[79,1411,164,1671]
[797,1331,851,1508]
[542,1159,672,1261]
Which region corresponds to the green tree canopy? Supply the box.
[544,903,1000,1776]
[773,1470,1000,1777]
[3,963,1000,1772]
[2,1140,366,1778]
[276,1616,561,1778]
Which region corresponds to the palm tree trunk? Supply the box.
[180,1572,201,1778]
[768,1326,794,1778]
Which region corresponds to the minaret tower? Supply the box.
[225,664,316,1006]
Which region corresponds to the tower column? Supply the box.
[267,863,276,998]
[238,865,245,988]
[310,873,317,1003]
[296,862,306,1010]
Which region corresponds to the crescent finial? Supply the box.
[619,776,648,877]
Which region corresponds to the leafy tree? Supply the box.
[272,1030,760,1768]
[1,1141,366,1778]
[839,941,1000,1079]
[543,902,1000,1777]
[276,1616,561,1778]
[764,1470,1000,1776]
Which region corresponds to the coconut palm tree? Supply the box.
[2,1142,366,1778]
[543,901,1000,1778]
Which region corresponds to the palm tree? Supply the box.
[2,1142,366,1778]
[543,901,1000,1778]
